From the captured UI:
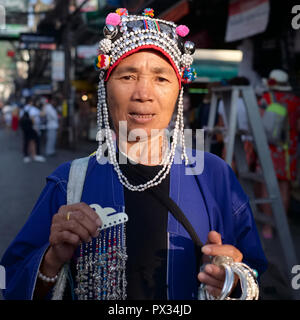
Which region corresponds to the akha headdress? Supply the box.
[95,8,197,191]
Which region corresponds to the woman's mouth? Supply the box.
[128,113,155,124]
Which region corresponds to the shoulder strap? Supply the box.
[67,156,90,204]
[148,186,203,273]
[52,156,90,300]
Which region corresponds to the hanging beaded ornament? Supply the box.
[94,54,111,71]
[181,67,197,84]
[75,204,128,300]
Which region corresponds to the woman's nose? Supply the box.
[131,78,154,102]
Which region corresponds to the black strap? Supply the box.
[149,186,203,274]
[127,164,204,273]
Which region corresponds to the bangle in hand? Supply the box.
[198,255,259,300]
[38,270,58,283]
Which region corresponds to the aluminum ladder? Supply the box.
[204,85,299,299]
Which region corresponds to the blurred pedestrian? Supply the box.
[258,69,300,238]
[0,101,3,127]
[11,106,19,132]
[20,98,46,163]
[19,111,37,163]
[41,97,59,156]
[2,104,12,129]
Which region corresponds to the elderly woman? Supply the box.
[1,9,267,300]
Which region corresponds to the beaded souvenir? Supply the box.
[75,205,129,300]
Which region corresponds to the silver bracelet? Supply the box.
[38,270,58,283]
[198,255,259,300]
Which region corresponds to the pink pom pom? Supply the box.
[176,25,189,37]
[105,13,121,26]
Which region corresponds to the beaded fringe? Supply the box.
[75,223,128,300]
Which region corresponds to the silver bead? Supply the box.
[184,41,196,55]
[103,24,118,39]
[99,38,112,54]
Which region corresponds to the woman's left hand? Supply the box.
[197,231,243,298]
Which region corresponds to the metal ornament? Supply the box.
[198,256,259,300]
[184,41,196,55]
[103,24,118,39]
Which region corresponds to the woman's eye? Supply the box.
[122,75,134,80]
[157,77,168,82]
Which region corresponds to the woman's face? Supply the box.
[106,50,180,140]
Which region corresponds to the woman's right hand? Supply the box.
[41,202,102,277]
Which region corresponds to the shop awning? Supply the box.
[193,49,243,82]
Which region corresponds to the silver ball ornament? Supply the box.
[103,24,118,39]
[184,41,195,55]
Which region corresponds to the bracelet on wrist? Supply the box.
[38,270,58,283]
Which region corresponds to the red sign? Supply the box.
[7,50,15,57]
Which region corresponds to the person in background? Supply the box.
[2,103,12,129]
[19,111,38,163]
[258,69,300,238]
[41,97,59,157]
[20,98,46,163]
[11,105,19,133]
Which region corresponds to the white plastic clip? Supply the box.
[90,204,128,231]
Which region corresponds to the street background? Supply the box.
[1,0,300,300]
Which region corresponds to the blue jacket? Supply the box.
[1,151,267,300]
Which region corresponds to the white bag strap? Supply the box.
[52,156,90,300]
[67,156,90,204]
